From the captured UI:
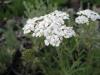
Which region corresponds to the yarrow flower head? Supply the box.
[75,9,100,24]
[23,10,75,47]
[75,15,89,24]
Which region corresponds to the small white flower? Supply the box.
[44,40,49,46]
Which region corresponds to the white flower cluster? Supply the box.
[23,10,75,47]
[75,9,100,24]
[75,15,89,24]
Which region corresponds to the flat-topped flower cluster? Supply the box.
[75,9,100,24]
[23,10,75,47]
